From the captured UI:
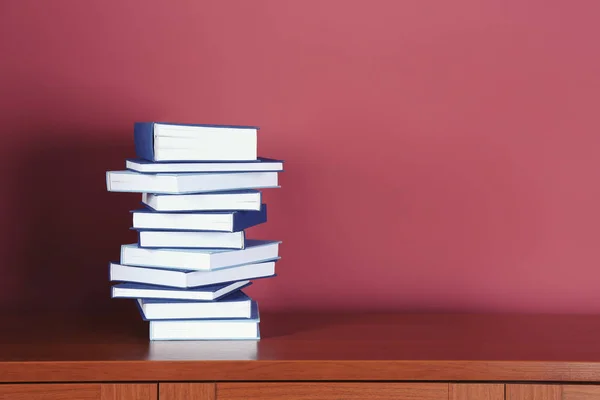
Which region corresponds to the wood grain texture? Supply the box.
[4,309,600,382]
[100,384,157,400]
[507,384,562,400]
[160,383,215,400]
[0,384,156,400]
[0,384,100,400]
[509,384,600,399]
[6,359,600,383]
[563,385,600,399]
[217,383,448,400]
[450,383,504,400]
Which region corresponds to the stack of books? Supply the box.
[105,122,283,340]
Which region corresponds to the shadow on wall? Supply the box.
[4,134,141,313]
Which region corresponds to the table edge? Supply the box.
[1,360,600,383]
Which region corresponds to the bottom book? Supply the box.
[144,301,261,341]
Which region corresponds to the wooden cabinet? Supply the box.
[0,384,156,400]
[7,383,600,400]
[160,383,504,400]
[508,384,600,399]
[217,382,448,400]
[3,312,600,400]
[158,383,600,400]
[159,383,214,400]
[450,384,505,400]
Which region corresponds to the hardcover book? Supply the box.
[110,259,278,288]
[131,205,267,232]
[126,157,283,173]
[134,122,258,162]
[111,280,252,301]
[136,291,255,320]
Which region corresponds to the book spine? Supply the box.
[134,122,156,161]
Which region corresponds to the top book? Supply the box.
[134,122,259,162]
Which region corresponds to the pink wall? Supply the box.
[1,0,600,313]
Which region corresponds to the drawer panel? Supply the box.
[217,383,448,400]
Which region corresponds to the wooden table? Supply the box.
[2,306,600,399]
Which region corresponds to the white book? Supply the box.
[106,170,278,194]
[148,339,258,359]
[142,191,262,212]
[138,230,245,249]
[137,291,254,320]
[109,259,277,288]
[111,280,251,301]
[135,122,258,162]
[148,304,260,340]
[126,157,283,173]
[120,239,280,271]
[132,205,266,231]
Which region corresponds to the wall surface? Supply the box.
[1,0,599,313]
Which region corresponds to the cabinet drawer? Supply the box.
[508,384,600,399]
[217,383,448,400]
[0,384,156,400]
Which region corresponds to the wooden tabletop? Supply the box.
[2,305,600,383]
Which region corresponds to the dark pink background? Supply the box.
[1,0,600,313]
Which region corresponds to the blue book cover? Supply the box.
[140,189,263,213]
[232,204,267,231]
[137,298,260,321]
[141,289,250,305]
[109,258,279,289]
[125,157,284,173]
[134,122,259,162]
[111,280,252,301]
[134,122,155,161]
[131,204,267,232]
[119,239,281,270]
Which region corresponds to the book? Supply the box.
[138,229,245,249]
[126,157,283,173]
[109,259,277,288]
[120,239,280,271]
[111,280,252,301]
[134,122,258,162]
[141,190,262,212]
[148,338,258,359]
[106,120,283,341]
[147,303,260,340]
[106,170,278,194]
[136,291,254,320]
[132,204,267,232]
